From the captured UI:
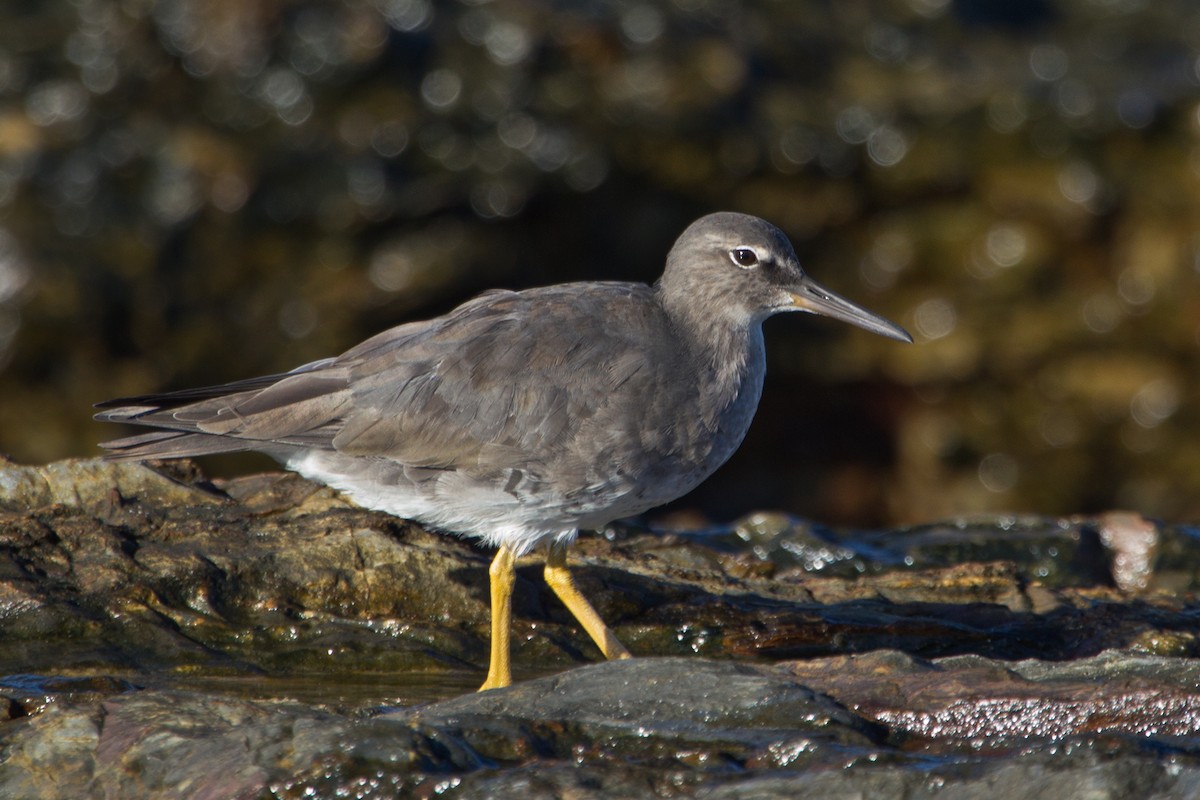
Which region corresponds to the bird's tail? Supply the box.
[96,429,256,461]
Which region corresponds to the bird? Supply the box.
[95,212,912,691]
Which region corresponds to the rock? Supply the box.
[698,753,1200,800]
[786,649,1200,743]
[0,659,878,798]
[410,657,883,761]
[5,656,1200,799]
[3,458,1199,680]
[4,458,1200,797]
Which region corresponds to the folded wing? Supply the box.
[95,284,671,480]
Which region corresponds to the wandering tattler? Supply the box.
[96,212,911,690]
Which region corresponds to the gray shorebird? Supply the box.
[96,212,912,690]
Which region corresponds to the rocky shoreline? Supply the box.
[2,458,1199,798]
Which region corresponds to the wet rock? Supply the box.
[699,753,1200,800]
[1147,524,1200,595]
[409,658,883,763]
[787,649,1200,746]
[0,458,498,679]
[0,674,139,720]
[5,656,1200,799]
[3,458,1199,681]
[4,458,1200,797]
[0,659,878,798]
[676,511,1189,595]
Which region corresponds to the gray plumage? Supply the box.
[96,212,910,555]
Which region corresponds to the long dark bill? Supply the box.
[788,275,913,343]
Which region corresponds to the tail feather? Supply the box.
[99,430,257,461]
[93,373,289,415]
[94,374,349,462]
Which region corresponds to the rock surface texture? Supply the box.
[2,458,1200,798]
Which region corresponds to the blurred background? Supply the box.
[2,0,1199,528]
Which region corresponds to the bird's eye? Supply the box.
[730,248,759,268]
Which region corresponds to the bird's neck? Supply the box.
[657,286,766,409]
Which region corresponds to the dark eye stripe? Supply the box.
[730,248,758,268]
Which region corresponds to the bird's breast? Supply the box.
[698,324,767,471]
[600,324,766,512]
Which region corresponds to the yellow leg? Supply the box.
[544,541,632,661]
[479,545,517,691]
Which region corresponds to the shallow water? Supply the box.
[138,666,574,711]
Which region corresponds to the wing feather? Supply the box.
[95,282,686,478]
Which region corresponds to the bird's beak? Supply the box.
[788,275,913,343]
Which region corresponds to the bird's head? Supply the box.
[659,212,912,343]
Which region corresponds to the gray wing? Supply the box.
[96,283,694,483]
